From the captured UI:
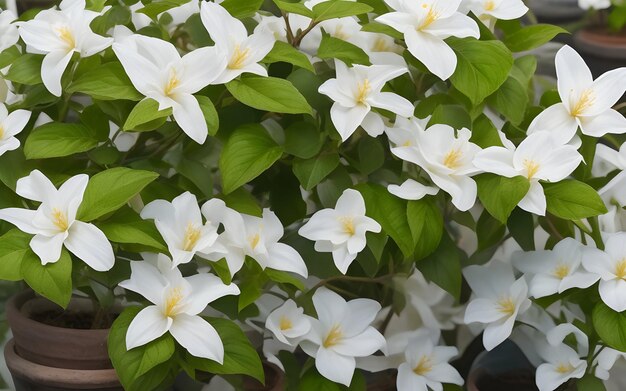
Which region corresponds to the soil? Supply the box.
[29,309,117,329]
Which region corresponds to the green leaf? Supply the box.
[273,0,314,17]
[123,98,172,132]
[0,229,31,281]
[21,249,72,308]
[504,24,568,52]
[77,168,159,221]
[97,208,167,252]
[486,75,528,125]
[137,0,190,19]
[576,375,607,391]
[593,303,626,352]
[355,184,413,258]
[265,268,306,291]
[299,366,342,391]
[544,180,607,220]
[293,152,340,191]
[220,0,264,18]
[185,318,264,382]
[449,38,513,106]
[418,232,462,300]
[471,114,503,148]
[407,198,443,261]
[284,121,323,159]
[68,62,143,101]
[5,54,43,85]
[219,124,284,194]
[0,46,21,69]
[357,137,385,175]
[108,307,176,390]
[507,208,535,251]
[317,34,370,66]
[226,76,313,115]
[263,41,315,72]
[24,123,103,159]
[311,1,373,22]
[197,95,220,136]
[476,174,530,223]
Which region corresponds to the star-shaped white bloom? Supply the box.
[595,143,626,207]
[0,170,114,270]
[595,347,626,381]
[113,34,226,144]
[17,0,113,96]
[265,299,313,346]
[473,131,583,215]
[462,0,528,30]
[376,0,479,80]
[391,124,482,211]
[578,0,611,10]
[0,104,30,157]
[535,343,586,391]
[528,45,626,145]
[300,288,387,387]
[463,262,531,351]
[0,9,18,52]
[318,60,412,141]
[299,189,381,274]
[582,232,626,312]
[200,2,274,84]
[119,255,239,362]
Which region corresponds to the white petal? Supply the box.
[125,306,171,350]
[579,109,626,138]
[483,316,515,351]
[41,50,74,97]
[360,111,385,137]
[555,45,594,108]
[65,221,114,271]
[171,94,208,144]
[473,147,518,177]
[405,30,456,81]
[330,103,370,141]
[200,1,248,45]
[318,78,357,108]
[397,363,428,391]
[343,299,381,336]
[430,173,476,212]
[527,104,579,145]
[375,12,415,34]
[464,298,505,324]
[539,146,582,182]
[388,179,439,200]
[170,314,224,363]
[518,180,546,216]
[333,327,386,357]
[315,347,355,386]
[177,46,228,93]
[185,273,240,315]
[333,244,357,274]
[587,68,626,115]
[336,189,366,216]
[536,363,571,391]
[425,13,479,39]
[368,92,414,117]
[30,233,65,265]
[112,43,162,97]
[2,109,31,138]
[0,208,38,234]
[599,279,626,312]
[266,243,308,278]
[312,287,348,326]
[119,261,168,306]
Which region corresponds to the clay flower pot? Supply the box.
[575,28,626,77]
[4,291,122,391]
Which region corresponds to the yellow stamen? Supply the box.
[570,89,596,117]
[615,258,626,280]
[443,149,463,169]
[413,355,433,376]
[228,44,251,70]
[372,37,390,52]
[484,0,496,11]
[419,4,439,30]
[339,216,356,236]
[51,208,69,232]
[334,25,349,41]
[323,324,343,348]
[356,79,371,104]
[56,26,75,49]
[164,287,183,317]
[182,223,201,251]
[0,125,4,139]
[250,233,261,250]
[402,140,412,147]
[523,159,540,179]
[497,297,516,316]
[164,69,180,97]
[556,363,574,374]
[553,264,570,280]
[279,316,293,331]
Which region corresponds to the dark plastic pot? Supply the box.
[527,0,584,24]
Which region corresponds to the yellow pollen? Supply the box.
[182,223,201,251]
[523,159,540,179]
[484,0,496,11]
[553,264,570,279]
[334,25,349,41]
[250,233,261,249]
[372,37,389,52]
[497,297,516,316]
[228,44,251,70]
[443,149,462,169]
[279,316,293,331]
[413,355,433,376]
[339,216,356,236]
[556,363,574,374]
[51,208,69,232]
[615,259,626,280]
[419,5,439,30]
[56,26,75,49]
[0,125,4,139]
[164,287,183,317]
[164,70,180,97]
[356,79,371,104]
[402,140,412,147]
[570,89,596,117]
[323,324,343,348]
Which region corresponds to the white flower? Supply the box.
[265,299,312,345]
[119,256,239,362]
[141,192,226,269]
[396,329,463,391]
[298,189,381,274]
[535,343,586,391]
[582,232,626,312]
[300,16,362,56]
[513,238,599,298]
[352,31,406,67]
[376,0,479,80]
[463,262,531,351]
[206,206,308,277]
[596,143,626,207]
[595,347,626,380]
[0,104,30,156]
[200,2,274,84]
[113,34,226,144]
[528,45,626,144]
[0,9,18,52]
[318,60,412,141]
[473,131,582,215]
[17,0,113,96]
[300,288,386,386]
[0,170,114,270]
[385,116,428,149]
[463,0,528,30]
[578,0,611,10]
[391,124,482,211]
[387,179,439,201]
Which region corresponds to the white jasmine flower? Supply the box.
[17,0,113,96]
[300,288,386,386]
[300,16,362,56]
[298,189,382,274]
[140,192,226,269]
[265,299,313,345]
[582,232,626,312]
[0,170,114,270]
[376,0,479,80]
[463,262,531,351]
[528,45,626,144]
[391,124,482,211]
[388,179,439,201]
[0,104,30,156]
[535,343,586,391]
[512,238,599,298]
[113,34,227,144]
[119,256,239,362]
[352,31,406,67]
[596,143,626,207]
[463,0,528,30]
[318,60,412,141]
[384,116,428,149]
[200,2,274,84]
[578,0,611,10]
[473,131,582,215]
[595,347,626,380]
[0,9,18,51]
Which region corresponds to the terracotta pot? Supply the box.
[574,28,626,77]
[4,291,122,391]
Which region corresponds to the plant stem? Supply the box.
[292,20,319,48]
[309,274,393,293]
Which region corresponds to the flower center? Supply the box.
[56,26,75,49]
[570,89,596,117]
[51,208,69,232]
[164,69,180,97]
[484,0,496,11]
[418,4,439,30]
[615,258,626,280]
[164,287,184,317]
[356,79,371,105]
[556,363,574,374]
[333,25,350,41]
[413,355,433,376]
[497,297,516,316]
[323,324,343,348]
[339,216,356,236]
[553,264,571,280]
[182,223,201,251]
[279,316,293,331]
[250,233,261,250]
[523,159,540,179]
[228,44,251,70]
[0,125,4,140]
[372,37,390,52]
[443,148,463,169]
